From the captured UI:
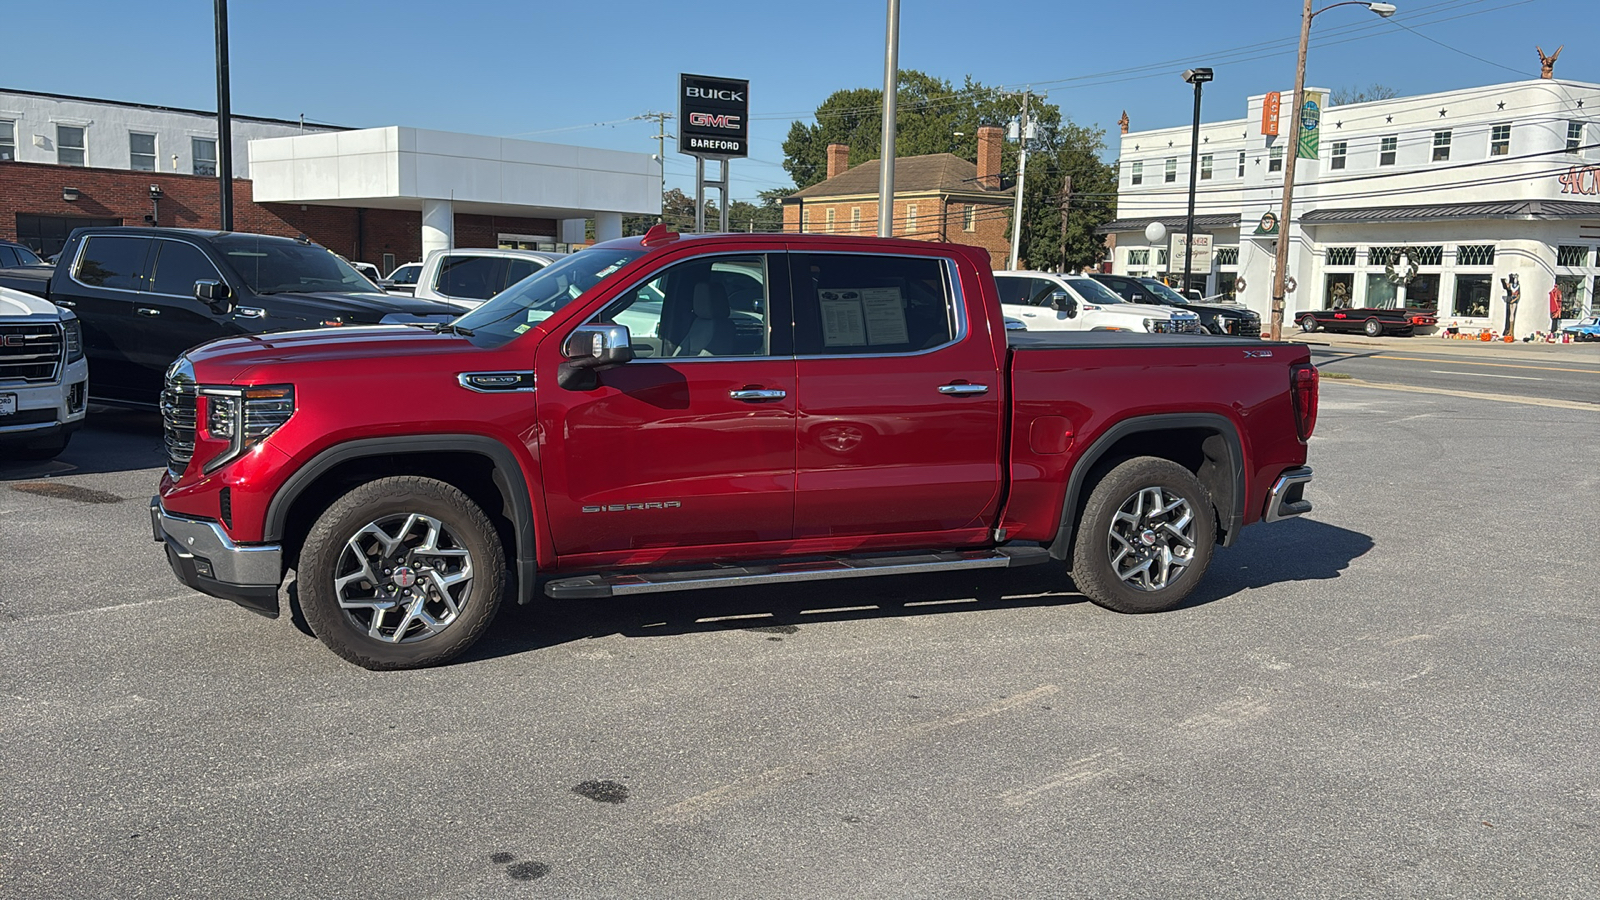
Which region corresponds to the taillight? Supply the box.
[1292,364,1319,441]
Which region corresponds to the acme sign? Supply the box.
[680,73,749,158]
[1558,165,1599,195]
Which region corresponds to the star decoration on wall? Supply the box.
[1439,108,1448,117]
[1497,102,1506,110]
[1203,136,1209,143]
[1334,121,1342,129]
[1134,144,1140,150]
[1386,116,1393,123]
[1579,99,1586,108]
[1168,141,1174,147]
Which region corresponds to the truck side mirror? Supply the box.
[194,279,234,314]
[558,324,634,390]
[1049,291,1077,317]
[1130,291,1145,302]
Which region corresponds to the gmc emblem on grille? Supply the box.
[2,335,24,347]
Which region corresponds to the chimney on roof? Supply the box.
[977,126,1003,190]
[1119,111,1130,134]
[826,143,850,180]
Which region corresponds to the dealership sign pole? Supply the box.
[680,74,749,233]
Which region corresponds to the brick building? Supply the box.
[782,126,1014,269]
[1,89,658,272]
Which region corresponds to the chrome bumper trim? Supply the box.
[150,497,282,587]
[1264,466,1314,523]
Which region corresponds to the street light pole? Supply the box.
[1269,0,1397,340]
[878,0,901,238]
[1181,68,1213,296]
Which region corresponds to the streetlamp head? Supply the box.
[1182,68,1215,85]
[1367,2,1397,16]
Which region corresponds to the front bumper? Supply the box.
[150,497,282,617]
[1263,466,1314,523]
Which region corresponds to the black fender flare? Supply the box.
[263,434,539,605]
[1047,413,1246,560]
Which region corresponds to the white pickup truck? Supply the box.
[995,271,1202,334]
[0,286,88,460]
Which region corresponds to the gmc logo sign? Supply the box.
[688,112,741,130]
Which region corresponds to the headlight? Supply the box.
[199,384,294,473]
[1143,318,1156,332]
[62,317,84,362]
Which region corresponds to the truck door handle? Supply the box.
[938,383,989,396]
[54,300,77,308]
[136,307,161,317]
[729,388,787,402]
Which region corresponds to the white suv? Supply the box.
[412,248,565,310]
[995,271,1201,334]
[0,286,88,460]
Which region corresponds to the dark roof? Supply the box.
[1301,199,1600,224]
[785,154,1011,201]
[1096,213,1240,235]
[0,86,344,130]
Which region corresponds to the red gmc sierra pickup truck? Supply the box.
[151,227,1317,669]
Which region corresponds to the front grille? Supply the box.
[0,323,63,383]
[161,380,197,476]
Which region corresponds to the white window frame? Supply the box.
[1163,158,1177,183]
[129,131,158,172]
[1200,154,1213,181]
[1432,130,1451,162]
[1567,121,1584,153]
[1490,123,1511,157]
[1379,135,1397,166]
[192,136,218,176]
[851,207,861,233]
[0,119,15,161]
[1131,161,1143,186]
[906,204,918,235]
[825,208,835,234]
[57,124,86,167]
[1268,146,1283,173]
[1330,141,1347,170]
[1237,150,1246,177]
[963,204,975,232]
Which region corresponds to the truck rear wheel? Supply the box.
[1070,457,1215,614]
[298,476,506,670]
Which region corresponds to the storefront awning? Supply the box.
[1302,199,1600,225]
[1096,213,1239,235]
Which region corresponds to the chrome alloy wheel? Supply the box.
[1106,486,1196,591]
[332,513,475,643]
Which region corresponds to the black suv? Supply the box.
[15,227,460,406]
[1091,274,1261,338]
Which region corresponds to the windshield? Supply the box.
[1064,277,1126,306]
[215,235,378,294]
[1139,280,1190,305]
[453,249,645,345]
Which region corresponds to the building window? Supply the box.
[1237,150,1246,177]
[0,121,14,161]
[1131,161,1143,185]
[1490,123,1511,157]
[192,137,217,176]
[1557,245,1589,267]
[1326,246,1357,266]
[1555,276,1586,318]
[1268,146,1283,173]
[57,125,86,167]
[1432,130,1451,162]
[1452,274,1492,317]
[1156,249,1169,266]
[129,132,157,172]
[963,205,975,232]
[1200,154,1213,180]
[906,204,918,235]
[801,209,810,233]
[1164,158,1177,183]
[851,207,861,233]
[1128,249,1149,266]
[1379,135,1397,166]
[825,208,835,234]
[1330,141,1347,170]
[1567,121,1584,153]
[1214,246,1238,266]
[1456,244,1495,267]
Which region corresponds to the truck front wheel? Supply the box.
[298,476,506,669]
[1070,457,1216,614]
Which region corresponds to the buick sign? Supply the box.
[679,73,749,158]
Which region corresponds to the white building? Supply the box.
[1103,78,1600,336]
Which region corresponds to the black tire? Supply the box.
[11,433,70,461]
[298,476,506,670]
[1363,317,1384,338]
[1069,457,1216,614]
[1299,314,1319,333]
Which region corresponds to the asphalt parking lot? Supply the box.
[3,385,1597,899]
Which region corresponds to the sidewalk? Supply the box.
[1282,329,1600,362]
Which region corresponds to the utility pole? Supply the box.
[635,111,673,223]
[1058,175,1072,272]
[877,0,901,237]
[1005,90,1034,270]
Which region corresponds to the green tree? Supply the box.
[1331,83,1399,105]
[782,70,1116,271]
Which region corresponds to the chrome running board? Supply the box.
[544,545,1052,600]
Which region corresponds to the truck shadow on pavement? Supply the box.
[450,517,1373,663]
[0,406,164,480]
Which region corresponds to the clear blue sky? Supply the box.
[5,0,1593,204]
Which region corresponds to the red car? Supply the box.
[152,227,1319,669]
[1298,306,1437,337]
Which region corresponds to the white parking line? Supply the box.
[16,595,192,624]
[1428,369,1543,381]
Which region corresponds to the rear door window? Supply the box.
[0,246,16,267]
[993,276,1031,307]
[437,255,506,300]
[791,253,955,355]
[74,235,151,291]
[149,240,223,297]
[503,258,546,291]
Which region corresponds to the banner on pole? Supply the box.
[1297,91,1323,159]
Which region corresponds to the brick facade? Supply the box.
[0,160,556,268]
[781,194,1013,270]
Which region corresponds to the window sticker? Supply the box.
[819,287,910,346]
